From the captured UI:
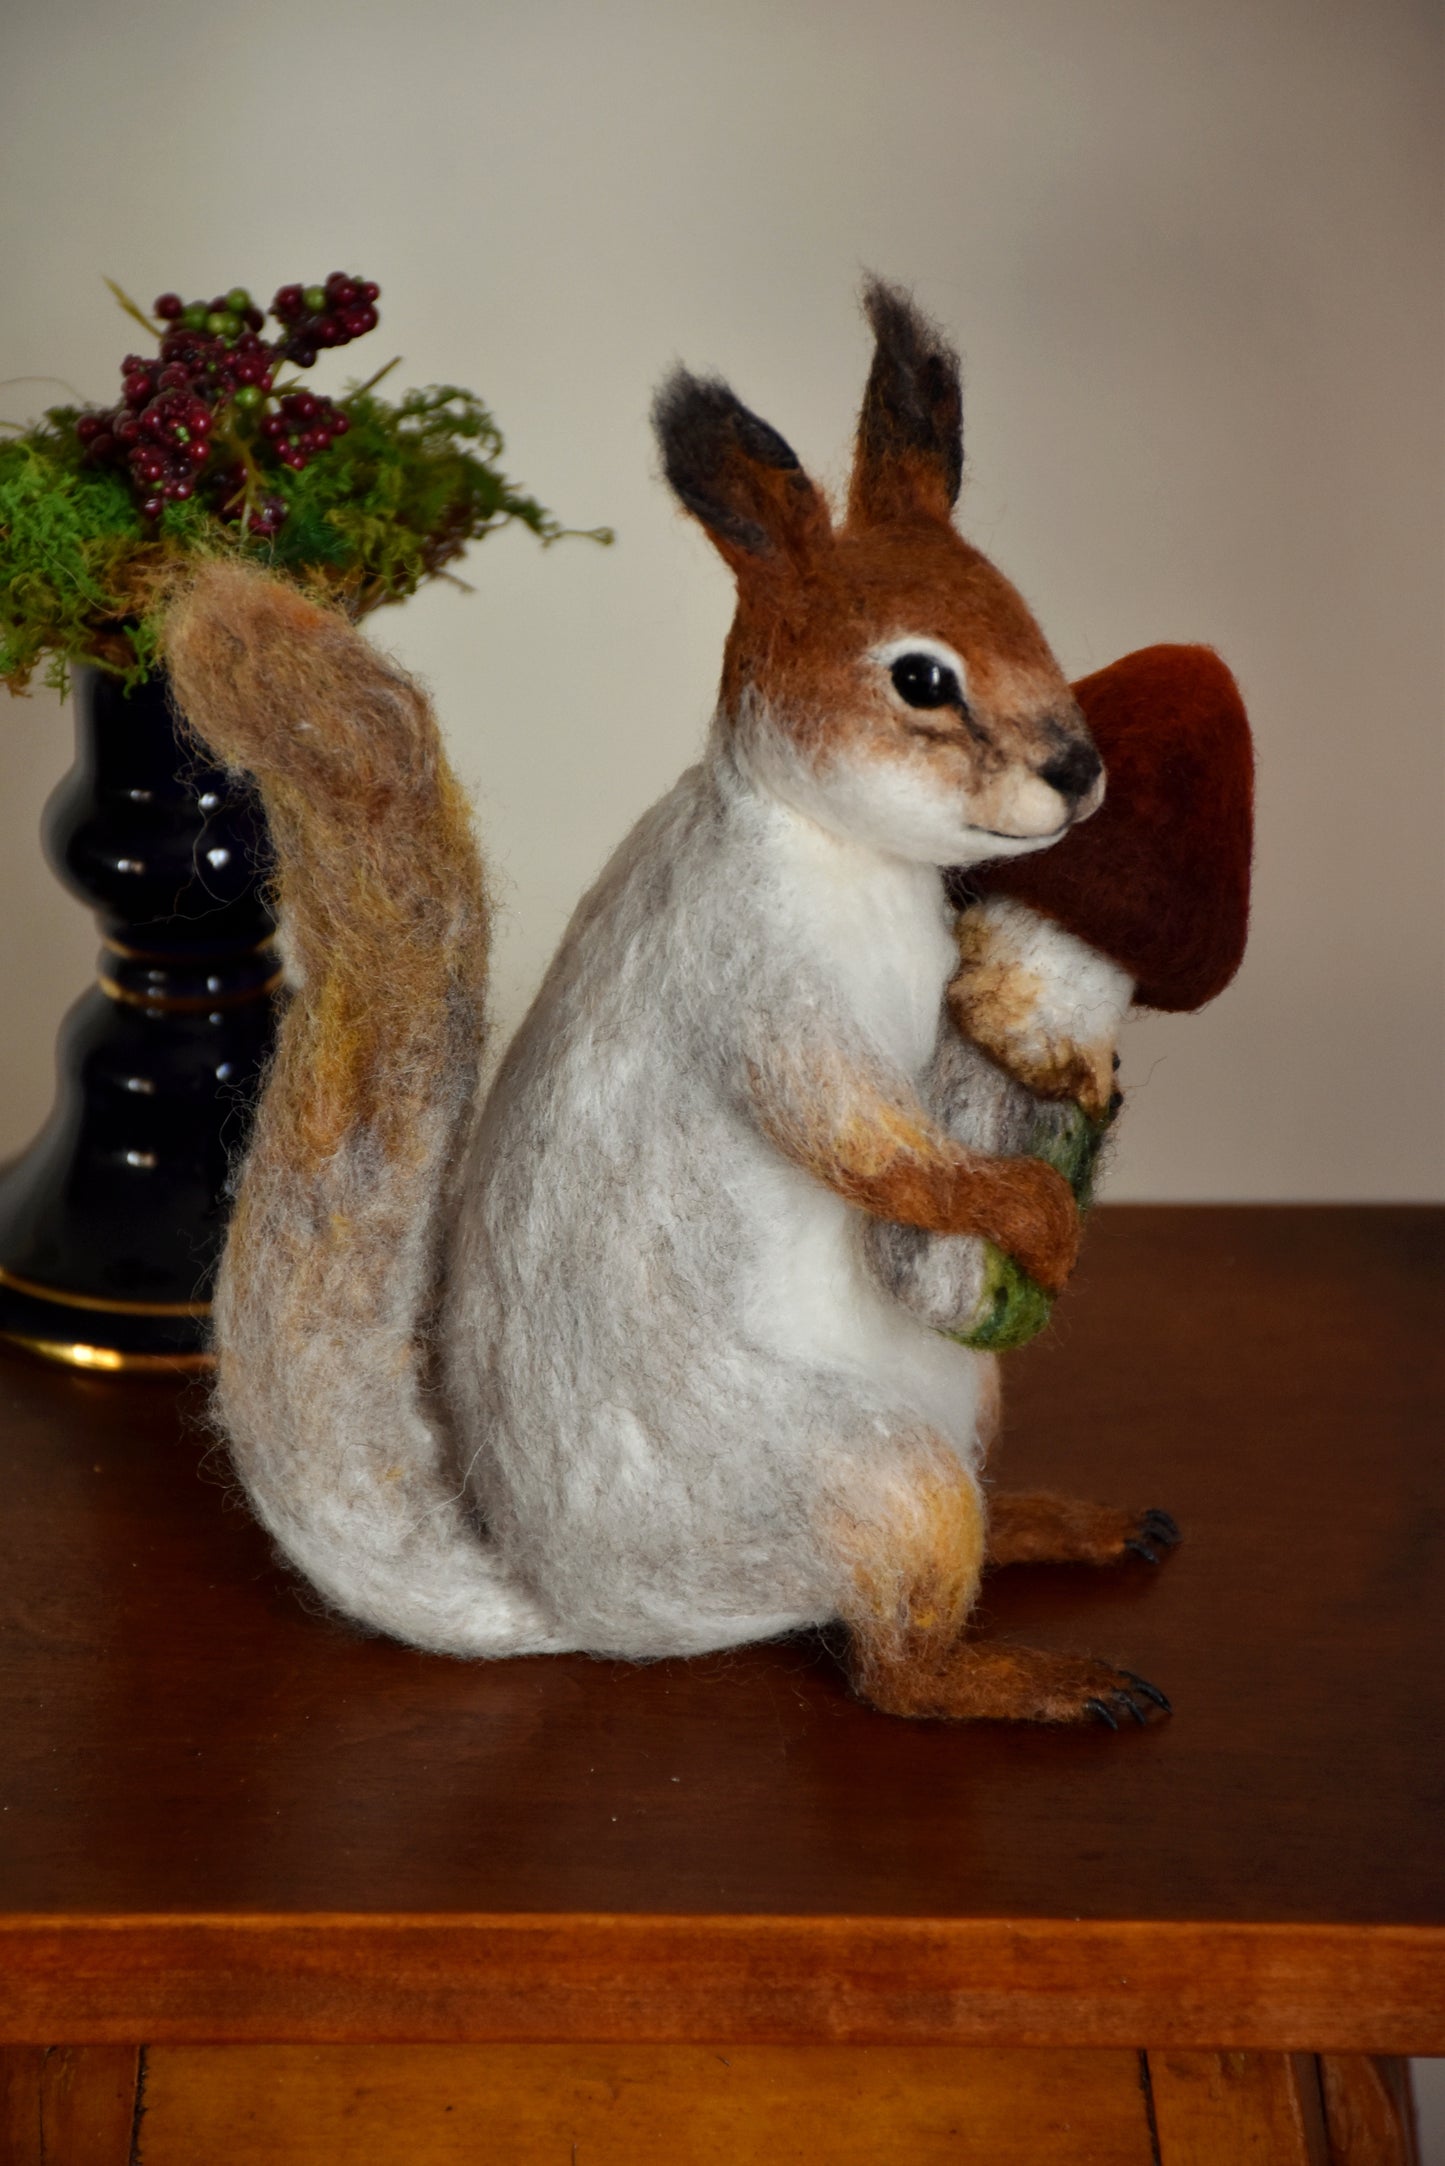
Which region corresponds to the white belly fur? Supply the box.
[445,753,985,1656]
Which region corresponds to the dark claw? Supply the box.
[1121,1669,1172,1714]
[1084,1697,1119,1730]
[1119,1693,1149,1726]
[1124,1537,1160,1565]
[1142,1510,1181,1547]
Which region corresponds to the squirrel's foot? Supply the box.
[852,1637,1171,1727]
[985,1490,1182,1569]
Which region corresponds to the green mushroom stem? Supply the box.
[945,1095,1118,1352]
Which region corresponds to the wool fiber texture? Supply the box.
[443,735,1002,1657]
[160,283,1244,1709]
[166,563,566,1653]
[950,899,1133,1121]
[865,904,1130,1347]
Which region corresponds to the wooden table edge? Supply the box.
[1,1913,1440,2052]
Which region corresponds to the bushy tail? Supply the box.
[165,564,566,1654]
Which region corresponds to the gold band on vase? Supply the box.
[0,1330,215,1374]
[0,1265,212,1318]
[98,968,285,1014]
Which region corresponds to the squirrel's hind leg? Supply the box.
[829,1437,1170,1726]
[984,1492,1182,1570]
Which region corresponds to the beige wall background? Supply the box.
[1,0,1441,1199]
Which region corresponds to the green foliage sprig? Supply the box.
[1,278,610,695]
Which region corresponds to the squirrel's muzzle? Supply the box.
[1038,735,1104,811]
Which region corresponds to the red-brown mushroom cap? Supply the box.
[965,644,1254,1012]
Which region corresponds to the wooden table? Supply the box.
[1,1207,1439,2162]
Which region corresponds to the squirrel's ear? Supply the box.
[848,276,964,527]
[653,370,831,577]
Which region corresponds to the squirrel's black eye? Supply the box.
[890,653,960,710]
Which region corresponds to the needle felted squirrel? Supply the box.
[164,280,1249,1725]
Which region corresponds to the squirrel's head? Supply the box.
[654,278,1102,869]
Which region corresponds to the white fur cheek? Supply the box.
[737,715,992,867]
[817,753,986,863]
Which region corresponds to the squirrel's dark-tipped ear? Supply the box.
[652,369,831,576]
[849,276,964,527]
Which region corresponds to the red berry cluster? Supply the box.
[75,275,381,531]
[270,273,380,367]
[262,389,349,472]
[77,381,215,521]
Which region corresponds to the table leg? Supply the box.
[1146,2050,1330,2163]
[1319,2057,1421,2165]
[0,2045,143,2165]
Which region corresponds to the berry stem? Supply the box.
[345,354,402,400]
[102,277,163,342]
[210,417,267,510]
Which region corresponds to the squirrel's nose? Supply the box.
[1038,738,1103,806]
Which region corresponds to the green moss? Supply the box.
[1,385,609,697]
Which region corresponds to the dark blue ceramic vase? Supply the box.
[0,667,277,1371]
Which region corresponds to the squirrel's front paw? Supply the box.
[963,1154,1080,1295]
